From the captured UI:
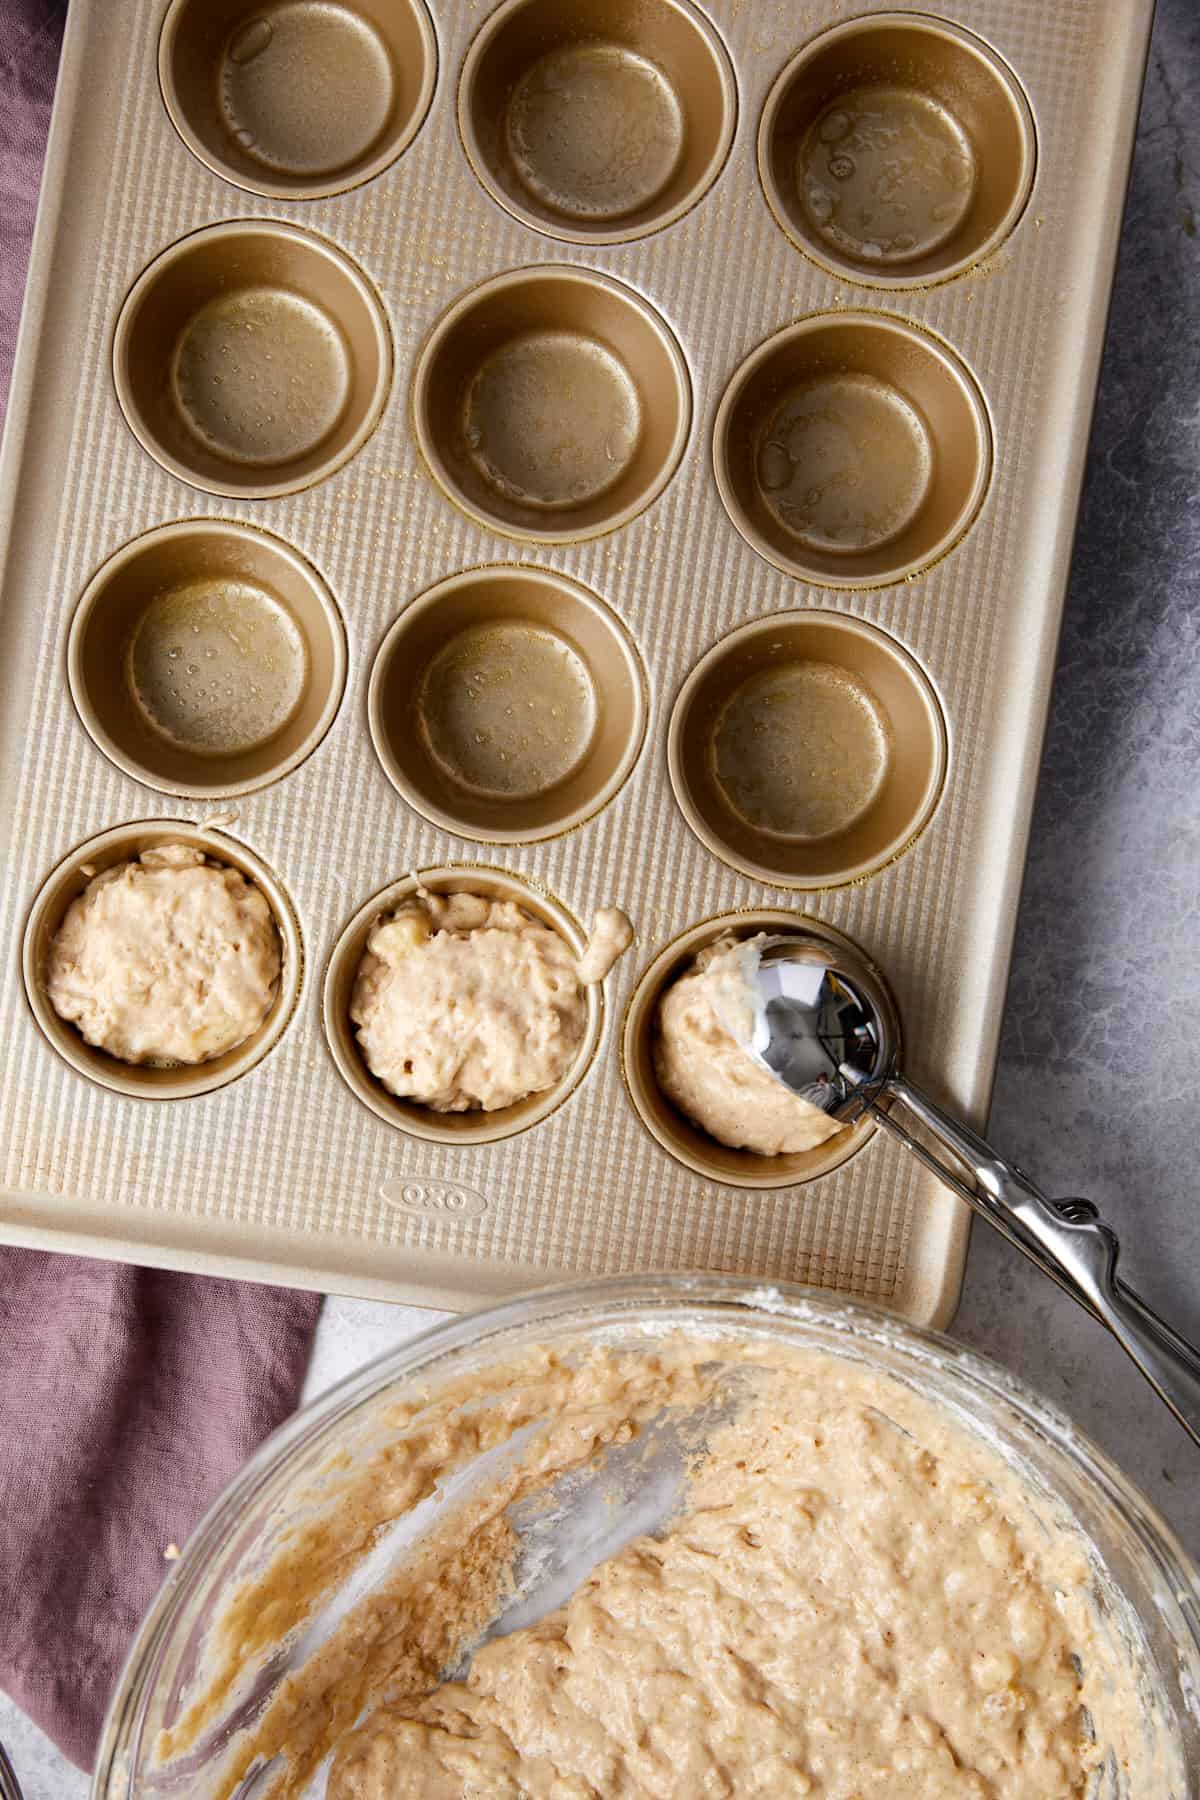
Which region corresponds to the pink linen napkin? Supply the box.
[0,1258,321,1769]
[0,0,61,413]
[0,0,323,1771]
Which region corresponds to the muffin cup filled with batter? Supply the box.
[323,868,613,1143]
[412,266,691,543]
[22,822,302,1100]
[622,910,875,1188]
[458,0,735,245]
[368,566,646,844]
[68,521,346,800]
[159,0,437,201]
[714,311,991,588]
[759,14,1036,288]
[669,611,947,888]
[113,221,392,499]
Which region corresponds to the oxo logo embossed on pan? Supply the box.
[380,1180,490,1220]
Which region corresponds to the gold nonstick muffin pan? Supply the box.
[0,0,1155,1322]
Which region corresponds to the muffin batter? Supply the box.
[351,892,630,1112]
[44,843,280,1064]
[655,933,846,1154]
[576,906,634,984]
[162,1337,1153,1799]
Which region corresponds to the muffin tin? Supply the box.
[0,0,1155,1323]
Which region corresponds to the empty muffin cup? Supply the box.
[22,822,302,1100]
[622,910,876,1189]
[369,566,646,843]
[759,15,1035,287]
[323,867,603,1143]
[668,612,946,888]
[412,266,690,543]
[159,0,437,200]
[459,0,735,245]
[714,312,991,588]
[113,221,392,499]
[68,522,346,799]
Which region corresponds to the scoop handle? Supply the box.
[881,1075,1200,1450]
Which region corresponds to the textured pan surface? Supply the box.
[0,0,1153,1323]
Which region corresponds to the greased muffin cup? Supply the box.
[668,611,947,889]
[0,0,1157,1326]
[322,867,603,1145]
[22,823,302,1101]
[368,565,646,844]
[112,221,393,499]
[713,312,992,588]
[459,0,736,245]
[411,265,691,543]
[68,521,346,800]
[159,0,437,200]
[759,14,1036,288]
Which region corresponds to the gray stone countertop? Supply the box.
[2,0,1197,1791]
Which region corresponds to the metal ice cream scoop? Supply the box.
[729,931,1200,1449]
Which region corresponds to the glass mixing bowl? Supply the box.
[93,1276,1200,1797]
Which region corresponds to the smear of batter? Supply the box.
[576,906,634,984]
[157,1336,1160,1800]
